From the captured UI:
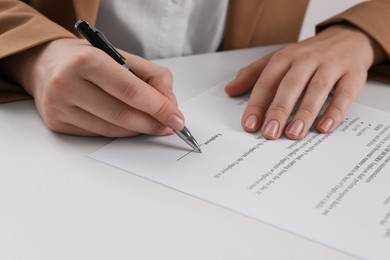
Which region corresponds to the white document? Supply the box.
[90,81,390,260]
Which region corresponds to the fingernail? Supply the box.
[167,115,184,130]
[289,119,305,137]
[264,120,280,138]
[320,117,334,132]
[245,115,258,130]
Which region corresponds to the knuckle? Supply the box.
[270,105,289,118]
[304,50,322,61]
[45,69,74,96]
[256,78,276,90]
[246,103,267,116]
[121,82,140,101]
[338,87,356,101]
[309,78,331,92]
[152,100,171,119]
[144,64,173,83]
[325,104,345,122]
[157,66,173,79]
[113,105,133,126]
[46,71,66,91]
[72,48,96,67]
[324,55,341,64]
[348,66,367,76]
[329,104,344,116]
[296,107,315,120]
[155,67,173,86]
[271,48,294,63]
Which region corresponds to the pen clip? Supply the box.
[87,22,126,61]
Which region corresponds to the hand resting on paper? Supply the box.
[225,24,387,140]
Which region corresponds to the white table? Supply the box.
[1,46,389,260]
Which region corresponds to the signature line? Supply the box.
[177,144,204,161]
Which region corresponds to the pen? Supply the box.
[75,19,201,153]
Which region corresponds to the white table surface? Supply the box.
[1,45,389,260]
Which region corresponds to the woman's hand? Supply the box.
[225,24,386,140]
[5,38,184,137]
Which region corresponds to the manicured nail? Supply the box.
[320,117,334,132]
[167,115,184,130]
[245,115,258,130]
[289,119,305,137]
[264,120,279,138]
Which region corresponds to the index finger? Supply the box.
[79,49,184,131]
[121,52,177,105]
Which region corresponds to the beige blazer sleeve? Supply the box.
[1,0,389,103]
[0,0,76,102]
[317,0,390,84]
[223,0,309,49]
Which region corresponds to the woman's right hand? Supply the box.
[6,38,184,137]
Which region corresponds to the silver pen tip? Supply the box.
[175,126,202,153]
[186,135,202,153]
[192,142,202,153]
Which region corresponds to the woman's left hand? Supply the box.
[225,24,386,140]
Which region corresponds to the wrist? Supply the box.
[0,42,50,97]
[322,24,386,67]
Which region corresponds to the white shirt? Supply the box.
[96,0,229,60]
